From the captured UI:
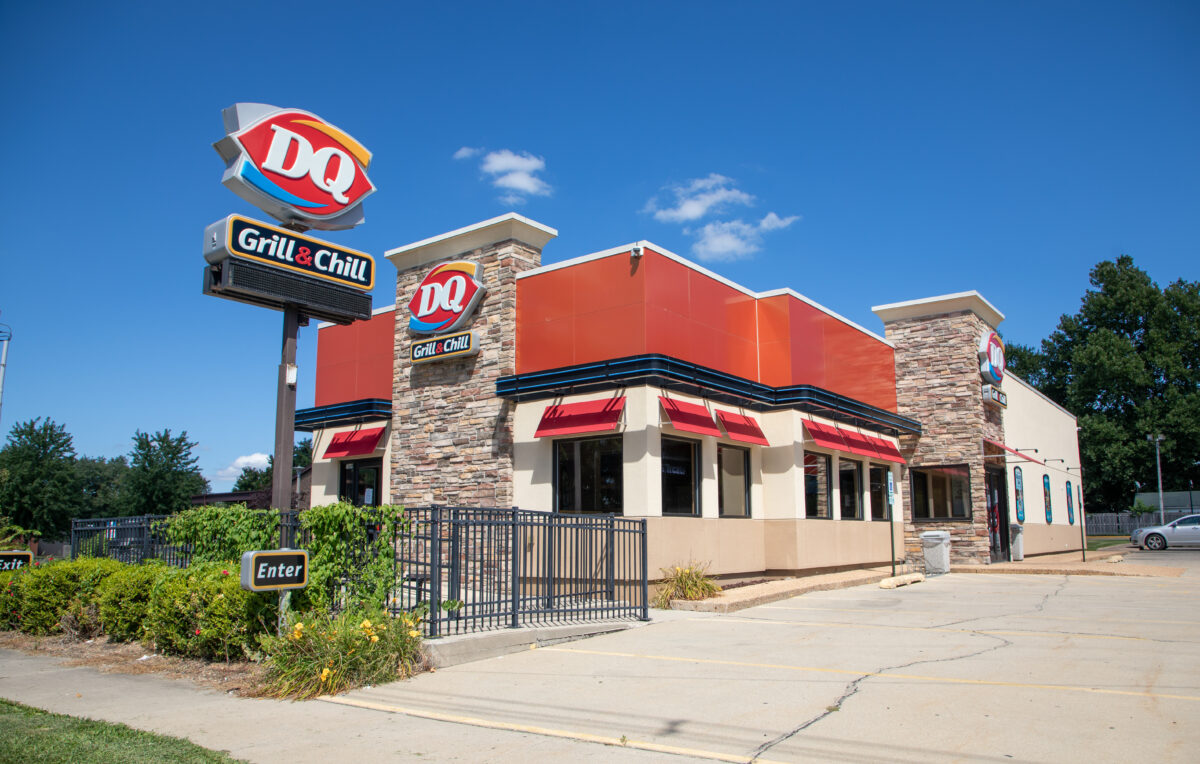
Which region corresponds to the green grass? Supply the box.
[0,699,246,763]
[1087,536,1131,551]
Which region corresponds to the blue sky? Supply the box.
[1,1,1196,491]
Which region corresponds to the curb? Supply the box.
[669,571,893,614]
[422,622,635,668]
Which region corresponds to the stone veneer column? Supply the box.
[875,294,1005,565]
[385,215,556,507]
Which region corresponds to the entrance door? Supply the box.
[985,469,1010,562]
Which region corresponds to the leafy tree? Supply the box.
[233,465,271,492]
[76,455,129,518]
[232,439,312,492]
[1008,256,1200,512]
[0,417,80,537]
[124,429,209,515]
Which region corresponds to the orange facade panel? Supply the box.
[315,309,395,406]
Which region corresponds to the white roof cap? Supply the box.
[872,290,1005,329]
[385,213,557,270]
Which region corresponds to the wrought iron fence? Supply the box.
[395,507,649,637]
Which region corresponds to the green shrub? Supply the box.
[98,561,168,642]
[259,608,422,699]
[165,505,278,564]
[145,562,275,660]
[0,570,22,630]
[296,503,402,613]
[653,561,722,608]
[17,558,123,636]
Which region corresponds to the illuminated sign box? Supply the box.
[982,384,1008,408]
[239,550,308,591]
[204,215,374,291]
[0,551,34,571]
[410,330,480,363]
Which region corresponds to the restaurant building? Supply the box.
[295,214,1084,575]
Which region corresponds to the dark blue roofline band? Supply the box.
[294,398,391,432]
[496,354,921,437]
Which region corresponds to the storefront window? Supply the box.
[339,459,381,507]
[555,436,623,514]
[718,444,750,518]
[661,437,700,516]
[805,453,832,519]
[911,466,970,520]
[840,459,863,520]
[869,465,889,520]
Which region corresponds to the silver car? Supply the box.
[1135,514,1200,550]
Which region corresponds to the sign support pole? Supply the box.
[271,306,300,525]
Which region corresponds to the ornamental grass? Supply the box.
[258,608,423,699]
[653,561,721,608]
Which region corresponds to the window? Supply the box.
[911,466,971,520]
[805,452,832,518]
[869,465,890,520]
[840,459,863,520]
[662,437,700,516]
[339,459,381,507]
[718,444,750,518]
[555,436,623,514]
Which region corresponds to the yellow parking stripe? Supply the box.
[758,604,1200,626]
[705,615,1154,642]
[545,647,1200,703]
[319,695,790,764]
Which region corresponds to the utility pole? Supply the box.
[1148,434,1166,526]
[0,318,11,430]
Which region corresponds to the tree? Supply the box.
[75,455,129,518]
[232,439,312,492]
[0,417,80,538]
[1008,256,1200,512]
[124,429,209,515]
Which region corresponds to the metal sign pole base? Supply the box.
[271,307,300,521]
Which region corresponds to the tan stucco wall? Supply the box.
[1003,375,1084,549]
[307,422,392,507]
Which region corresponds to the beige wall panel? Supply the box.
[1022,523,1085,556]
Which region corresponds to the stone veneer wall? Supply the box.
[885,310,1003,564]
[389,239,541,506]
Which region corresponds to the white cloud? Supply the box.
[480,149,552,201]
[453,146,482,160]
[688,212,801,262]
[644,174,755,223]
[215,452,270,481]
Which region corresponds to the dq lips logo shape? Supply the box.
[214,103,375,231]
[978,331,1006,385]
[408,262,487,334]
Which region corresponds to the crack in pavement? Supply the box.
[749,632,1014,762]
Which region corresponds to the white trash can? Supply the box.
[1010,523,1024,561]
[920,531,951,575]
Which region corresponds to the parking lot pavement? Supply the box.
[333,550,1200,763]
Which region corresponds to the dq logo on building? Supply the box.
[408,261,487,334]
[978,331,1006,385]
[215,104,375,230]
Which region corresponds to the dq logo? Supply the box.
[978,331,1006,385]
[215,104,375,231]
[408,261,487,334]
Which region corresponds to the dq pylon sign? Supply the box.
[213,104,375,231]
[240,550,308,592]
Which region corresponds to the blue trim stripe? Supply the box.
[239,161,325,209]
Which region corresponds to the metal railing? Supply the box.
[395,507,649,637]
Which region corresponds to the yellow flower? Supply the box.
[320,667,331,683]
[296,623,304,630]
[378,625,386,632]
[408,629,419,638]
[360,619,372,629]
[370,635,379,643]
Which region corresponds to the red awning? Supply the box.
[535,397,625,437]
[984,438,1044,465]
[804,420,906,464]
[803,420,848,451]
[659,397,722,438]
[716,411,769,446]
[323,427,385,458]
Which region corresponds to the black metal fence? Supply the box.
[71,507,649,637]
[394,507,649,636]
[71,512,307,568]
